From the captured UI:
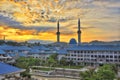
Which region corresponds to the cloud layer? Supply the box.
[0,0,119,42]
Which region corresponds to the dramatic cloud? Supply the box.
[0,0,119,42]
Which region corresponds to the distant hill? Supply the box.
[0,39,120,46]
[87,40,120,45]
[27,40,54,44]
[49,42,68,46]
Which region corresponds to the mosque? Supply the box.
[56,19,120,66]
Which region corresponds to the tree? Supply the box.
[59,57,67,66]
[96,64,116,80]
[80,68,96,80]
[15,57,41,69]
[80,64,116,80]
[48,53,58,67]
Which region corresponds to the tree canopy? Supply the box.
[80,64,116,80]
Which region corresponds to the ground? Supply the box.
[32,76,79,80]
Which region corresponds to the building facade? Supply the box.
[66,45,120,66]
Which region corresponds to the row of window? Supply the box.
[66,54,120,58]
[69,51,120,54]
[66,58,120,62]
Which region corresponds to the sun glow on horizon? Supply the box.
[0,0,119,42]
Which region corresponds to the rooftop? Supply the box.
[0,62,25,75]
[67,45,120,51]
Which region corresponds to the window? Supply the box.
[91,51,93,53]
[91,55,93,57]
[115,60,118,62]
[74,51,76,53]
[110,59,113,62]
[81,51,83,53]
[106,59,109,62]
[87,55,90,57]
[102,55,105,58]
[106,55,109,58]
[74,55,76,56]
[99,55,101,58]
[114,56,117,58]
[110,56,113,58]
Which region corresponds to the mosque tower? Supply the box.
[56,20,60,43]
[3,35,5,41]
[77,18,82,45]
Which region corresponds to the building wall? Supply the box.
[66,50,120,66]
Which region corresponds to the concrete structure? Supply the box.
[66,45,120,66]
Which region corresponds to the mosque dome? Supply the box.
[69,38,77,45]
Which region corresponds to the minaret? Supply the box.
[56,20,60,43]
[77,18,81,45]
[3,35,5,41]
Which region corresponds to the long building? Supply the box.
[66,45,120,66]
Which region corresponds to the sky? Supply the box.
[0,0,120,42]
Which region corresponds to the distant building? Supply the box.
[0,49,13,63]
[28,45,54,60]
[0,45,30,58]
[28,45,67,60]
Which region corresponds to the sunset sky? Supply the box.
[0,0,120,42]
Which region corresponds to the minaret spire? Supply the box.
[56,20,60,43]
[77,18,81,45]
[3,35,5,41]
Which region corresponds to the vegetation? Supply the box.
[15,57,118,80]
[47,53,58,67]
[15,55,83,71]
[32,67,54,71]
[15,57,41,69]
[14,57,41,78]
[80,64,116,80]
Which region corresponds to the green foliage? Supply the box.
[80,68,96,80]
[59,57,67,66]
[15,57,41,69]
[20,71,31,78]
[47,53,58,67]
[96,64,116,80]
[67,60,74,66]
[32,67,54,71]
[80,64,116,80]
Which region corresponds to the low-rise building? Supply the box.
[0,49,13,63]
